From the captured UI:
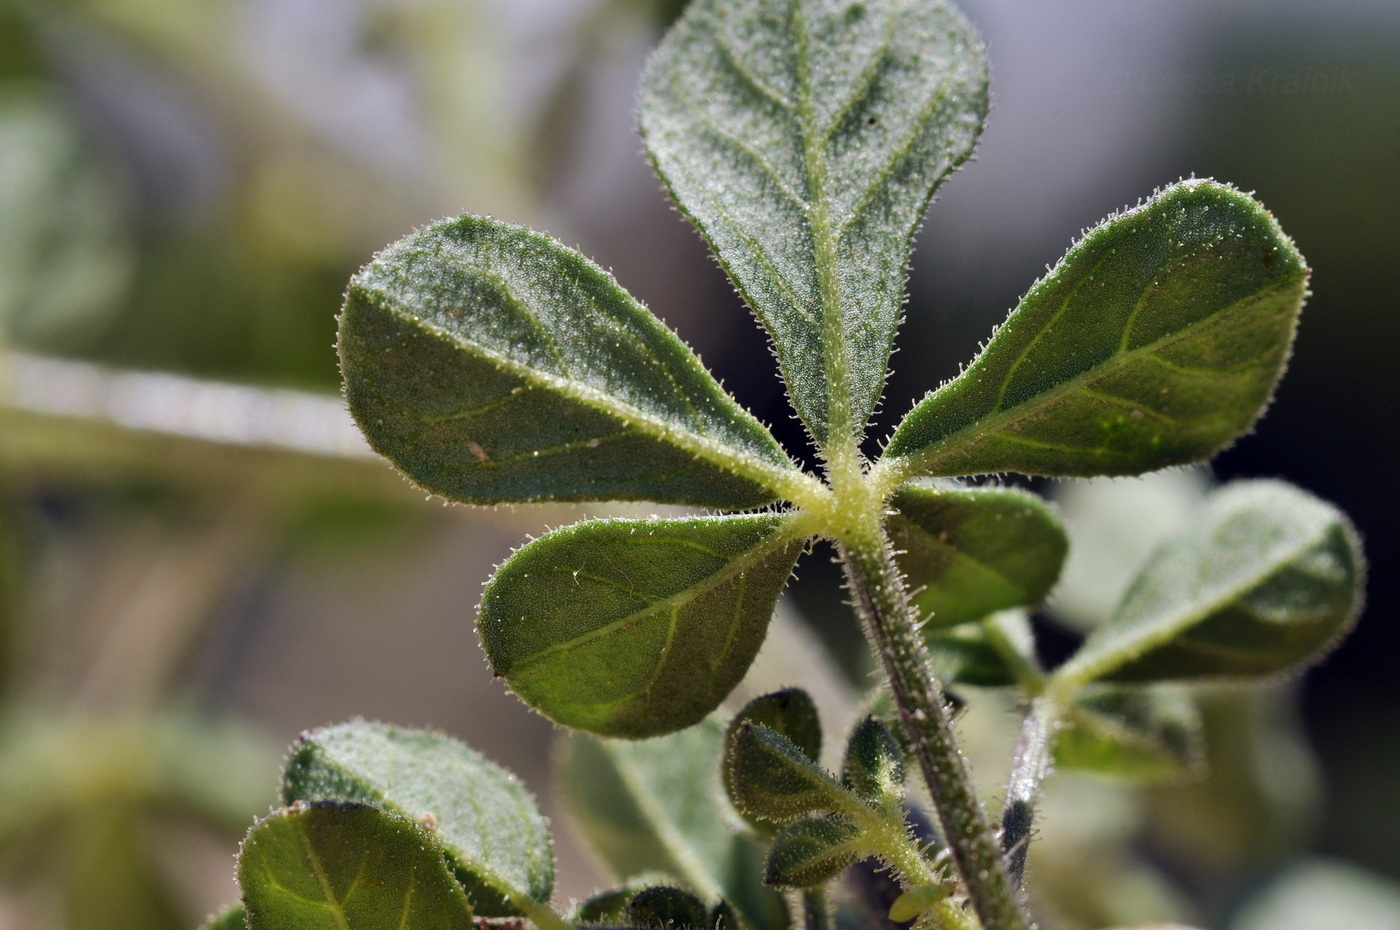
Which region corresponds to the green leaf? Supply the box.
[627,886,712,929]
[640,0,987,444]
[889,484,1068,627]
[238,803,473,930]
[724,689,824,833]
[199,904,246,930]
[281,721,552,916]
[1056,480,1364,688]
[728,722,846,823]
[887,885,952,924]
[764,815,862,888]
[1054,687,1205,784]
[339,214,801,508]
[841,716,904,805]
[558,719,790,930]
[885,180,1309,477]
[925,610,1038,688]
[480,514,806,738]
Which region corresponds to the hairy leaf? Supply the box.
[1054,687,1205,783]
[886,180,1309,477]
[238,803,473,930]
[641,0,987,444]
[627,886,712,929]
[281,721,552,916]
[725,689,823,834]
[889,484,1067,627]
[200,904,246,930]
[1056,480,1363,687]
[481,514,805,738]
[842,716,904,805]
[340,215,799,507]
[559,720,790,930]
[729,722,846,823]
[765,815,862,888]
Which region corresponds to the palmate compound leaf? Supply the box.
[479,513,807,738]
[1054,481,1364,689]
[238,803,474,930]
[339,214,804,508]
[884,180,1310,478]
[280,721,552,916]
[558,718,790,930]
[641,0,987,445]
[889,484,1068,628]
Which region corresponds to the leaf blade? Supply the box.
[885,180,1309,477]
[480,514,807,738]
[641,0,988,443]
[890,484,1067,627]
[238,803,474,930]
[1056,480,1364,687]
[339,215,801,507]
[281,721,553,916]
[559,719,790,930]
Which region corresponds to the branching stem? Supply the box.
[836,518,1030,930]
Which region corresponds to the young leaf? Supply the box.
[725,689,824,834]
[238,803,473,930]
[842,716,905,805]
[641,0,988,444]
[1056,480,1363,688]
[339,214,802,508]
[764,815,862,888]
[481,514,806,738]
[729,722,846,823]
[1054,687,1205,783]
[200,904,246,930]
[889,484,1068,627]
[281,721,552,916]
[559,719,790,930]
[885,180,1309,478]
[626,886,712,930]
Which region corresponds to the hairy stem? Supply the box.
[802,888,833,930]
[838,521,1030,930]
[999,698,1061,888]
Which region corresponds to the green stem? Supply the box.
[838,521,1030,930]
[802,888,833,930]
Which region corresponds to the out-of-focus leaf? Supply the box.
[728,722,845,823]
[641,0,987,444]
[1054,687,1205,784]
[0,86,132,347]
[926,610,1038,688]
[765,815,861,888]
[559,719,789,930]
[886,181,1308,478]
[1056,481,1363,687]
[480,514,805,738]
[1049,470,1210,632]
[1230,859,1400,930]
[238,803,473,930]
[890,484,1067,628]
[281,721,552,916]
[339,214,801,507]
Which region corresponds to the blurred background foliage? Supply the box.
[0,1,1396,929]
